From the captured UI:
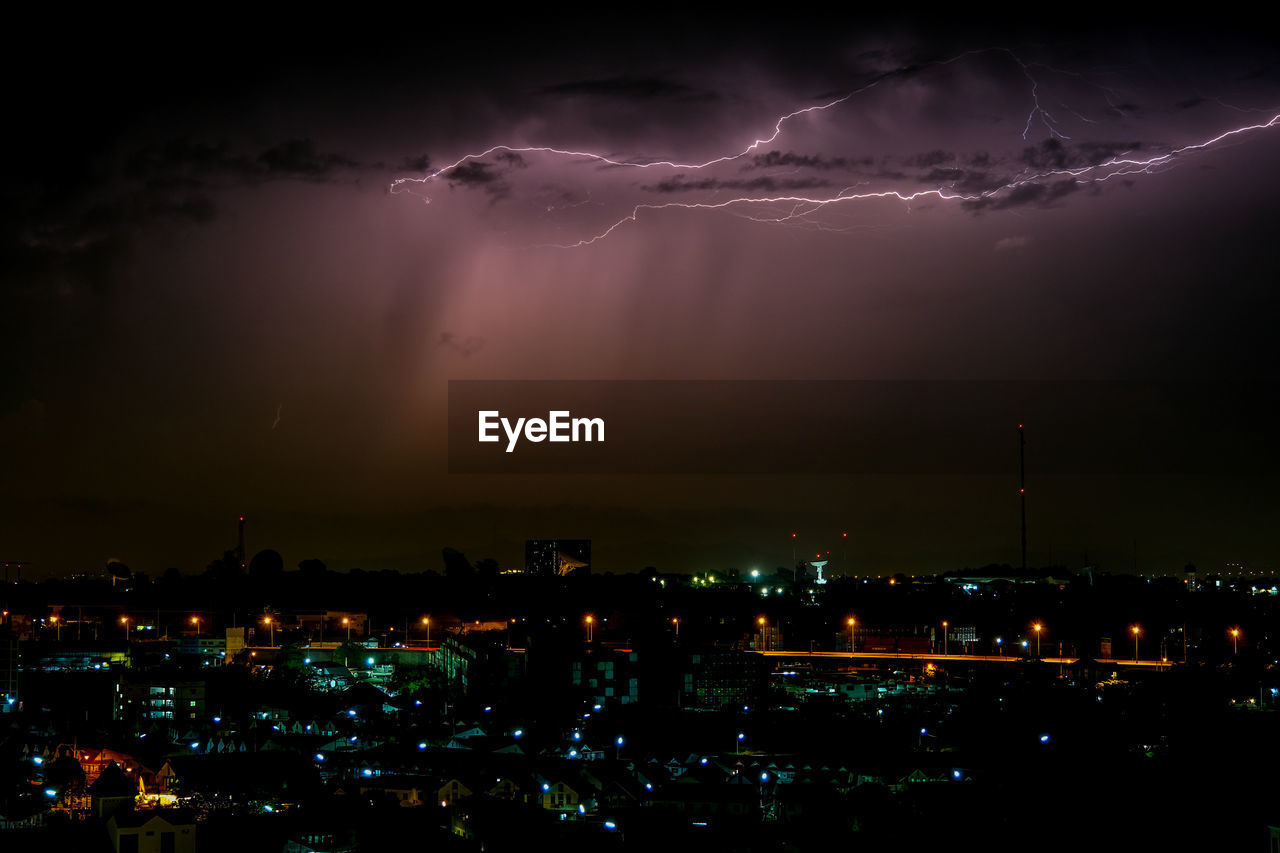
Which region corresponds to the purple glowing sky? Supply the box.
[2,18,1278,576]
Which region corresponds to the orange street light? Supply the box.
[1230,627,1240,655]
[847,617,856,653]
[421,616,430,645]
[941,620,949,656]
[1032,623,1043,658]
[585,614,594,643]
[1131,624,1141,661]
[263,615,274,647]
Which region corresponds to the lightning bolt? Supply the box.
[391,47,1280,246]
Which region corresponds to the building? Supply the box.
[681,649,767,710]
[0,633,17,712]
[115,674,206,724]
[105,807,196,853]
[571,648,641,707]
[525,539,591,577]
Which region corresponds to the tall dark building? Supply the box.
[525,539,591,577]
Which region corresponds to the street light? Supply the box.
[1230,627,1240,655]
[120,615,130,639]
[672,617,679,638]
[846,617,856,653]
[190,615,200,636]
[995,637,1003,656]
[585,615,594,643]
[941,620,949,656]
[264,616,274,647]
[1032,623,1042,658]
[757,617,768,652]
[421,616,430,646]
[1131,624,1141,661]
[50,615,60,641]
[343,617,351,641]
[736,732,745,755]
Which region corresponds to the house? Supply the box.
[105,807,196,853]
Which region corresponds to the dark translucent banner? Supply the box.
[447,380,1279,475]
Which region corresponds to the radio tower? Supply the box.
[1018,424,1027,572]
[236,516,246,570]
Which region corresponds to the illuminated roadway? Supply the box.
[758,650,1175,669]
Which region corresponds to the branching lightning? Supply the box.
[390,47,1280,247]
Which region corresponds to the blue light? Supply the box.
[700,758,708,765]
[645,783,653,791]
[513,729,523,738]
[542,783,551,792]
[604,821,616,830]
[569,749,578,758]
[593,704,602,711]
[362,769,373,777]
[953,770,962,779]
[366,657,374,666]
[45,789,57,798]
[190,742,200,750]
[33,757,43,765]
[315,753,325,761]
[573,732,581,740]
[578,804,585,814]
[760,772,769,782]
[418,742,427,750]
[1040,734,1051,744]
[347,709,357,717]
[616,736,624,746]
[920,728,928,735]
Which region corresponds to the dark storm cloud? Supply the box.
[745,150,871,171]
[399,154,433,173]
[1019,138,1146,170]
[961,178,1080,211]
[642,175,832,193]
[15,136,383,256]
[259,139,359,177]
[125,137,362,185]
[445,155,527,201]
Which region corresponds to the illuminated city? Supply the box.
[2,13,1279,853]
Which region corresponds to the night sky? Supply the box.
[3,16,1278,578]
